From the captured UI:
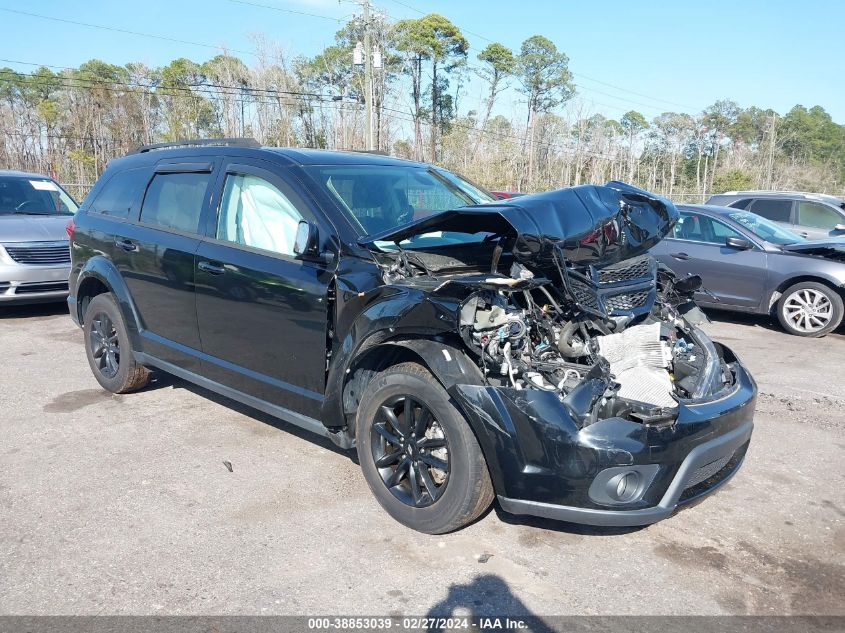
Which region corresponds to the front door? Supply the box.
[657,211,768,310]
[194,160,334,420]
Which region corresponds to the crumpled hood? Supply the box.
[361,181,678,271]
[780,240,845,261]
[0,214,71,243]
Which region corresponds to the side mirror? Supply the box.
[293,220,320,259]
[725,236,753,250]
[674,274,703,295]
[834,223,845,231]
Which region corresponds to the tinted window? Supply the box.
[730,198,752,210]
[217,173,304,256]
[90,168,148,218]
[796,201,842,230]
[140,172,210,234]
[748,199,792,222]
[0,176,77,216]
[673,213,743,245]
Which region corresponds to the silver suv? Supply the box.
[0,170,78,304]
[705,190,845,240]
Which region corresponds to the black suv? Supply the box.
[69,139,756,534]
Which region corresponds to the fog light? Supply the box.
[614,472,640,501]
[588,464,659,506]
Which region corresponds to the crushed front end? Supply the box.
[363,181,756,526]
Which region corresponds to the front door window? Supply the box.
[218,173,305,256]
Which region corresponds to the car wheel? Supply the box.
[776,281,844,337]
[83,293,151,393]
[356,362,494,534]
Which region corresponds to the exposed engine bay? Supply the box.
[454,258,731,427]
[365,181,735,429]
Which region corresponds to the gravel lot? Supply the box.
[0,303,843,616]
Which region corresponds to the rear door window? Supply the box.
[796,201,842,230]
[89,168,148,218]
[748,199,793,223]
[140,172,211,234]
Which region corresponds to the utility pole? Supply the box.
[767,113,777,189]
[362,0,374,150]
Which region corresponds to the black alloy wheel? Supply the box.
[356,362,494,533]
[88,312,120,379]
[371,394,450,508]
[82,293,150,394]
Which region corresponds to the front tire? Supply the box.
[83,293,150,393]
[776,281,843,337]
[356,362,494,534]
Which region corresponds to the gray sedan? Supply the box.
[650,204,845,336]
[0,171,77,305]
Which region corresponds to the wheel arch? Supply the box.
[74,256,142,350]
[768,274,845,313]
[338,337,485,441]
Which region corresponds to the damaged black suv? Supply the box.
[68,139,756,534]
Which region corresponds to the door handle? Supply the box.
[197,261,226,275]
[798,231,809,238]
[114,237,138,252]
[670,252,691,261]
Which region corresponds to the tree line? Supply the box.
[2,12,844,202]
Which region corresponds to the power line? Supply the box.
[572,74,700,112]
[0,67,327,101]
[0,7,257,57]
[2,66,618,161]
[381,0,703,113]
[225,0,344,22]
[0,73,364,114]
[0,5,703,116]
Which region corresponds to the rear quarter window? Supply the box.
[729,198,752,209]
[89,168,149,218]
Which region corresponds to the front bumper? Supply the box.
[450,344,756,527]
[0,261,70,304]
[498,419,751,526]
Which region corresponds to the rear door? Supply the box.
[194,158,335,420]
[118,159,218,370]
[657,211,768,310]
[746,198,794,233]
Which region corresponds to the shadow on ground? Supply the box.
[426,574,556,630]
[0,300,69,320]
[703,306,845,337]
[141,370,354,460]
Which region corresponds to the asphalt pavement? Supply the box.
[0,303,843,616]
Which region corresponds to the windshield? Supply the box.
[435,169,496,205]
[0,176,78,216]
[305,165,495,248]
[728,211,803,245]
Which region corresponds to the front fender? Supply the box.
[321,284,468,428]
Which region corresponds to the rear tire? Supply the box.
[83,293,150,393]
[356,362,494,534]
[776,281,843,337]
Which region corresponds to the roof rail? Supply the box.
[133,138,261,154]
